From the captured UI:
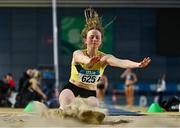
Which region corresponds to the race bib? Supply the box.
[78,70,100,84]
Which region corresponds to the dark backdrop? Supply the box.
[0,8,180,90]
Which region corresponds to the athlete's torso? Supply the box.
[125,73,135,86]
[69,49,107,90]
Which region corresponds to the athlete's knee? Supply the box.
[59,89,75,105]
[87,96,99,107]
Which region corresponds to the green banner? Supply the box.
[60,17,113,54]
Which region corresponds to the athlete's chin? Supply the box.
[92,45,99,49]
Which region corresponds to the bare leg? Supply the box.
[86,96,99,107]
[125,86,129,106]
[129,85,134,106]
[59,89,75,110]
[125,85,134,107]
[58,89,105,124]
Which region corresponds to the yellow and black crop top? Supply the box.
[70,49,106,85]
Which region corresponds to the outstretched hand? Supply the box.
[139,57,151,68]
[87,56,101,68]
[89,56,101,64]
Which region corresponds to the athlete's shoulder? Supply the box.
[73,49,83,53]
[73,49,85,55]
[97,50,106,57]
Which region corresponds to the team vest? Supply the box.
[70,49,106,85]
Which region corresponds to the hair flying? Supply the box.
[81,8,104,39]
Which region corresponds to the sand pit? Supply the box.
[0,106,179,128]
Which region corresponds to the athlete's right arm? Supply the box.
[73,50,90,64]
[73,50,100,65]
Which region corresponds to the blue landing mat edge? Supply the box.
[105,105,144,116]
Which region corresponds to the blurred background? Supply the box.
[0,0,180,107]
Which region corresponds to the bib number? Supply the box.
[79,70,100,84]
[81,75,96,83]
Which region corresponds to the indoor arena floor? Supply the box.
[0,105,179,128]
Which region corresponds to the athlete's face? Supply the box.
[85,29,102,49]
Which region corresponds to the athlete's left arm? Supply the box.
[100,54,151,69]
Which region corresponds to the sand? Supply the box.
[0,105,179,128]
